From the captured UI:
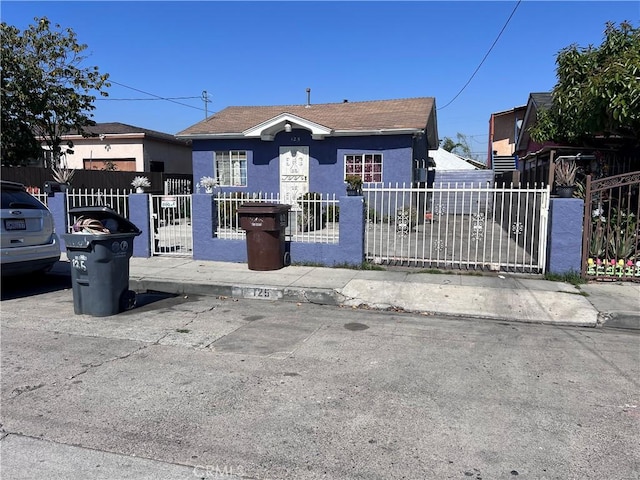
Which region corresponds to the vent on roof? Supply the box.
[306,88,311,107]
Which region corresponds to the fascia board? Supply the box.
[177,129,421,141]
[243,112,332,137]
[331,128,422,136]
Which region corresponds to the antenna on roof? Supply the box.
[306,88,311,107]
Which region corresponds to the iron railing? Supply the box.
[364,182,550,273]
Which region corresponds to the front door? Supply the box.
[279,146,309,205]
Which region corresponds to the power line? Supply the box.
[97,96,201,101]
[438,0,522,111]
[107,79,205,112]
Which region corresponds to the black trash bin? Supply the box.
[237,202,291,271]
[62,206,141,317]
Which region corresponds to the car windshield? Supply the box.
[1,189,47,210]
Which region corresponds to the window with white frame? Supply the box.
[215,150,247,186]
[345,153,383,182]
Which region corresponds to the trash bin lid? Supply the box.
[237,202,291,215]
[68,206,141,235]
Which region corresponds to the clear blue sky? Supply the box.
[2,1,638,157]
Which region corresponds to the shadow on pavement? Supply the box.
[2,261,178,313]
[1,265,72,301]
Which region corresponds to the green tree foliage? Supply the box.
[530,21,640,146]
[440,133,474,158]
[1,17,110,166]
[440,137,460,153]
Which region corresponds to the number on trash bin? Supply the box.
[72,256,87,271]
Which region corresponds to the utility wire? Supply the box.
[97,96,201,101]
[438,0,521,111]
[107,79,204,112]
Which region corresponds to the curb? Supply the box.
[599,311,640,331]
[129,278,602,327]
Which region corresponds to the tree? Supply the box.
[440,133,475,158]
[1,17,110,167]
[529,21,640,146]
[440,137,461,153]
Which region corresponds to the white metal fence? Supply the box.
[150,194,193,256]
[364,183,550,273]
[29,191,49,206]
[215,192,339,244]
[165,178,192,194]
[66,188,133,233]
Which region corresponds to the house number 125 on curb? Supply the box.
[72,255,88,272]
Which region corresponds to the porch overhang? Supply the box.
[243,113,333,141]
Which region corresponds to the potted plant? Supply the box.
[554,159,578,198]
[51,162,75,190]
[345,174,363,196]
[199,176,218,194]
[131,175,151,193]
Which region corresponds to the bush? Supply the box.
[325,204,340,223]
[297,192,325,232]
[217,191,249,228]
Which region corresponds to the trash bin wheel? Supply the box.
[119,290,137,311]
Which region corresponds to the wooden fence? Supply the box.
[1,166,192,194]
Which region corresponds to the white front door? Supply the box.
[279,146,309,205]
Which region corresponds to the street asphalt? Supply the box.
[118,256,638,330]
[1,285,639,479]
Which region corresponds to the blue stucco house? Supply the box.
[176,97,439,200]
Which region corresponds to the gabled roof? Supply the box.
[516,92,554,153]
[177,97,438,147]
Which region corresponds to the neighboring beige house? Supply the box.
[487,105,527,173]
[46,122,192,174]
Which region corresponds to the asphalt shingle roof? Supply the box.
[177,97,436,136]
[67,122,188,144]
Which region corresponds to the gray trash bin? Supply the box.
[62,206,141,317]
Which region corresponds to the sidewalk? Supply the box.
[117,256,639,329]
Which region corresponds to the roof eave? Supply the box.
[177,128,423,141]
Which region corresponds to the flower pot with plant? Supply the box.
[199,176,218,194]
[554,159,577,198]
[51,161,75,189]
[345,175,363,196]
[131,175,151,193]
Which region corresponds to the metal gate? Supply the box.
[581,171,640,281]
[150,194,193,256]
[364,183,550,273]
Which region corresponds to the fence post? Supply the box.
[338,196,365,265]
[48,192,68,251]
[128,194,151,258]
[192,193,215,260]
[546,197,584,275]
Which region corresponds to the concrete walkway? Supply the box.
[111,256,640,329]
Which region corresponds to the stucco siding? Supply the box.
[192,130,415,197]
[143,139,192,173]
[63,140,144,170]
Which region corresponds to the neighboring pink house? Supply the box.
[487,105,527,173]
[42,122,192,174]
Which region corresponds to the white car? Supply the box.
[1,180,61,276]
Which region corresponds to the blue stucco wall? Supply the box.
[128,194,151,258]
[47,192,67,251]
[192,130,415,197]
[188,194,364,266]
[46,190,585,275]
[546,198,584,274]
